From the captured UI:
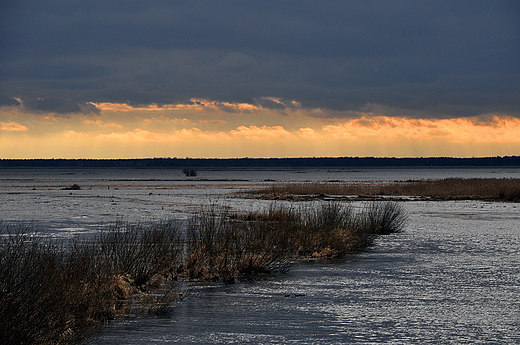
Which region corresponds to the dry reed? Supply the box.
[0,221,185,345]
[185,201,407,279]
[250,178,520,201]
[0,200,406,344]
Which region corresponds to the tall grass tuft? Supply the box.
[96,220,183,287]
[95,220,184,315]
[185,207,241,282]
[360,202,408,235]
[235,204,296,276]
[185,201,407,277]
[293,202,406,258]
[185,205,296,281]
[295,202,352,257]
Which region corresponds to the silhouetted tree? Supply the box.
[183,168,197,176]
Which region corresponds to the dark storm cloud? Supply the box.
[0,95,21,107]
[1,0,519,117]
[22,98,100,115]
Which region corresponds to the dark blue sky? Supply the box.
[1,0,519,117]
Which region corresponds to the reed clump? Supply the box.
[250,178,520,201]
[0,221,185,345]
[62,184,82,190]
[184,201,407,280]
[0,227,111,345]
[185,205,298,282]
[0,201,406,344]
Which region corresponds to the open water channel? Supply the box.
[1,167,519,344]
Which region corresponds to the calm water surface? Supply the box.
[1,168,519,343]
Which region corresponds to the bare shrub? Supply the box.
[182,168,197,177]
[62,184,81,190]
[0,225,111,345]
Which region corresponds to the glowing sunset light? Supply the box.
[92,100,261,113]
[322,115,520,143]
[1,98,519,158]
[0,121,28,132]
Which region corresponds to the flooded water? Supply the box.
[1,167,519,344]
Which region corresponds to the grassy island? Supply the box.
[249,178,520,202]
[0,201,405,345]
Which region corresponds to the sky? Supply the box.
[1,1,519,159]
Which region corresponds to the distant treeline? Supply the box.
[1,156,520,168]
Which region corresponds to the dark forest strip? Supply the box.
[1,156,520,168]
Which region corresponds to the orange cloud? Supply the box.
[63,129,81,137]
[0,121,28,131]
[97,127,229,143]
[200,119,228,125]
[93,99,260,113]
[82,118,123,128]
[98,129,182,142]
[297,127,318,139]
[322,115,520,143]
[230,125,292,140]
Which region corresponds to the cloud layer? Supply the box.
[1,1,519,158]
[2,101,520,158]
[1,1,519,118]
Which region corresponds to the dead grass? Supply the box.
[0,201,407,344]
[0,221,185,345]
[249,178,520,201]
[185,201,407,279]
[0,227,112,345]
[185,205,297,282]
